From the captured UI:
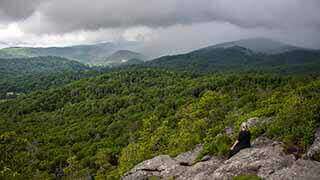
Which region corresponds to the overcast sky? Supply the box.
[0,0,320,57]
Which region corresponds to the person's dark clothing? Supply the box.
[229,130,251,158]
[237,130,251,149]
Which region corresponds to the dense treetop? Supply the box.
[1,68,319,179]
[147,47,320,74]
[0,56,108,99]
[1,38,320,179]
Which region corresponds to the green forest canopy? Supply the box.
[1,68,319,179]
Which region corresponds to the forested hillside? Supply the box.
[0,56,89,75]
[206,37,300,54]
[1,0,320,178]
[0,56,100,99]
[0,41,142,65]
[1,68,319,179]
[147,47,320,74]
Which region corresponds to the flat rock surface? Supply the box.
[210,141,295,179]
[174,144,203,166]
[268,159,320,180]
[122,131,320,180]
[122,155,186,180]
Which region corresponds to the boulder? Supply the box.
[304,128,320,161]
[209,137,295,179]
[251,136,279,148]
[174,144,203,166]
[122,155,185,180]
[246,117,272,129]
[122,136,320,180]
[181,157,223,180]
[268,159,320,180]
[122,153,223,180]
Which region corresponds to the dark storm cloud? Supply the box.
[23,0,217,33]
[15,0,320,34]
[1,0,320,53]
[0,0,43,22]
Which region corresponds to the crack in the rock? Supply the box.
[179,162,192,166]
[139,168,162,172]
[123,167,162,177]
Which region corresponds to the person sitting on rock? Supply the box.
[229,122,251,158]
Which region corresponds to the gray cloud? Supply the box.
[0,0,43,22]
[21,0,217,33]
[136,22,320,58]
[0,0,320,55]
[17,0,320,34]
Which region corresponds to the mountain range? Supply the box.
[1,37,320,179]
[99,50,146,66]
[0,37,312,66]
[1,37,319,97]
[0,41,143,65]
[206,37,301,54]
[0,37,319,75]
[147,38,320,74]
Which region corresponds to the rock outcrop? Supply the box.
[245,117,273,129]
[122,155,186,180]
[122,118,320,180]
[122,136,320,180]
[122,144,223,180]
[304,128,320,161]
[268,159,320,180]
[174,144,203,166]
[122,154,224,180]
[209,137,295,179]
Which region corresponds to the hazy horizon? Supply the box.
[1,0,320,57]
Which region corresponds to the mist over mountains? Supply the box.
[1,37,319,99]
[0,37,313,65]
[1,37,319,74]
[1,36,320,179]
[1,0,320,179]
[0,40,143,65]
[204,37,302,54]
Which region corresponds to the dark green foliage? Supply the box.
[0,56,109,99]
[146,47,320,74]
[0,56,89,75]
[0,68,319,179]
[202,135,232,157]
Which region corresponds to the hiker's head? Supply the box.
[240,122,248,131]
